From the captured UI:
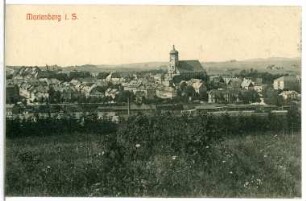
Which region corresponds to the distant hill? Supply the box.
[203,57,301,75]
[63,57,301,75]
[63,64,109,72]
[61,62,168,72]
[6,57,300,75]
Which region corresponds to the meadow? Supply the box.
[5,113,301,197]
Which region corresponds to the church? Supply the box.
[167,45,207,83]
[157,45,207,99]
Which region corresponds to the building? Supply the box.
[273,75,300,90]
[279,90,300,102]
[167,45,206,83]
[224,77,242,89]
[156,86,177,99]
[241,78,254,90]
[208,89,240,104]
[123,80,142,92]
[106,72,125,83]
[187,79,207,95]
[105,88,120,99]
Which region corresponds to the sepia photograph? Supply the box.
[4,4,302,198]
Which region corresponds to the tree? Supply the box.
[184,86,196,100]
[287,103,301,132]
[48,86,55,103]
[239,90,260,104]
[116,91,133,103]
[97,72,110,79]
[263,87,283,106]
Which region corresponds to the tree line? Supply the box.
[6,103,300,139]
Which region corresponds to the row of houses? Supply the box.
[207,75,301,104]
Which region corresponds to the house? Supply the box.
[39,78,61,85]
[123,80,142,93]
[32,90,49,102]
[279,90,300,101]
[87,86,105,98]
[19,82,32,98]
[208,89,240,104]
[6,104,15,118]
[78,84,104,98]
[105,88,120,99]
[106,72,125,83]
[186,79,207,95]
[156,86,177,99]
[209,75,226,88]
[241,78,254,90]
[273,75,300,90]
[224,77,242,89]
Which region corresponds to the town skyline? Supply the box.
[6,5,301,66]
[6,55,301,68]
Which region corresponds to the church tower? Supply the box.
[169,45,179,75]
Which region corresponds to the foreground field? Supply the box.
[6,131,300,197]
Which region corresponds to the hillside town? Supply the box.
[6,46,301,123]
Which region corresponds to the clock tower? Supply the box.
[169,45,179,75]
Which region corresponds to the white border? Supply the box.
[301,2,305,201]
[1,1,305,201]
[3,0,305,6]
[0,0,4,200]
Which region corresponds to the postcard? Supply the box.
[3,3,302,199]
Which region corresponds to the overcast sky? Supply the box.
[6,5,301,66]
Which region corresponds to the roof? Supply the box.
[279,90,300,96]
[227,78,242,88]
[177,60,204,73]
[274,75,298,82]
[6,104,14,109]
[170,45,178,54]
[208,88,240,96]
[241,79,254,88]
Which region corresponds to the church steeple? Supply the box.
[170,45,178,54]
[169,45,179,74]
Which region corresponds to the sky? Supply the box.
[5,5,301,66]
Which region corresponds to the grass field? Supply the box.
[5,131,300,197]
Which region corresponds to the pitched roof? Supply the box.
[177,60,204,73]
[274,75,298,82]
[241,79,254,88]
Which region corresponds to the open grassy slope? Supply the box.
[5,131,300,197]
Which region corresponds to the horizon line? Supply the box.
[6,56,301,68]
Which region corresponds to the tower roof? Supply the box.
[170,45,178,54]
